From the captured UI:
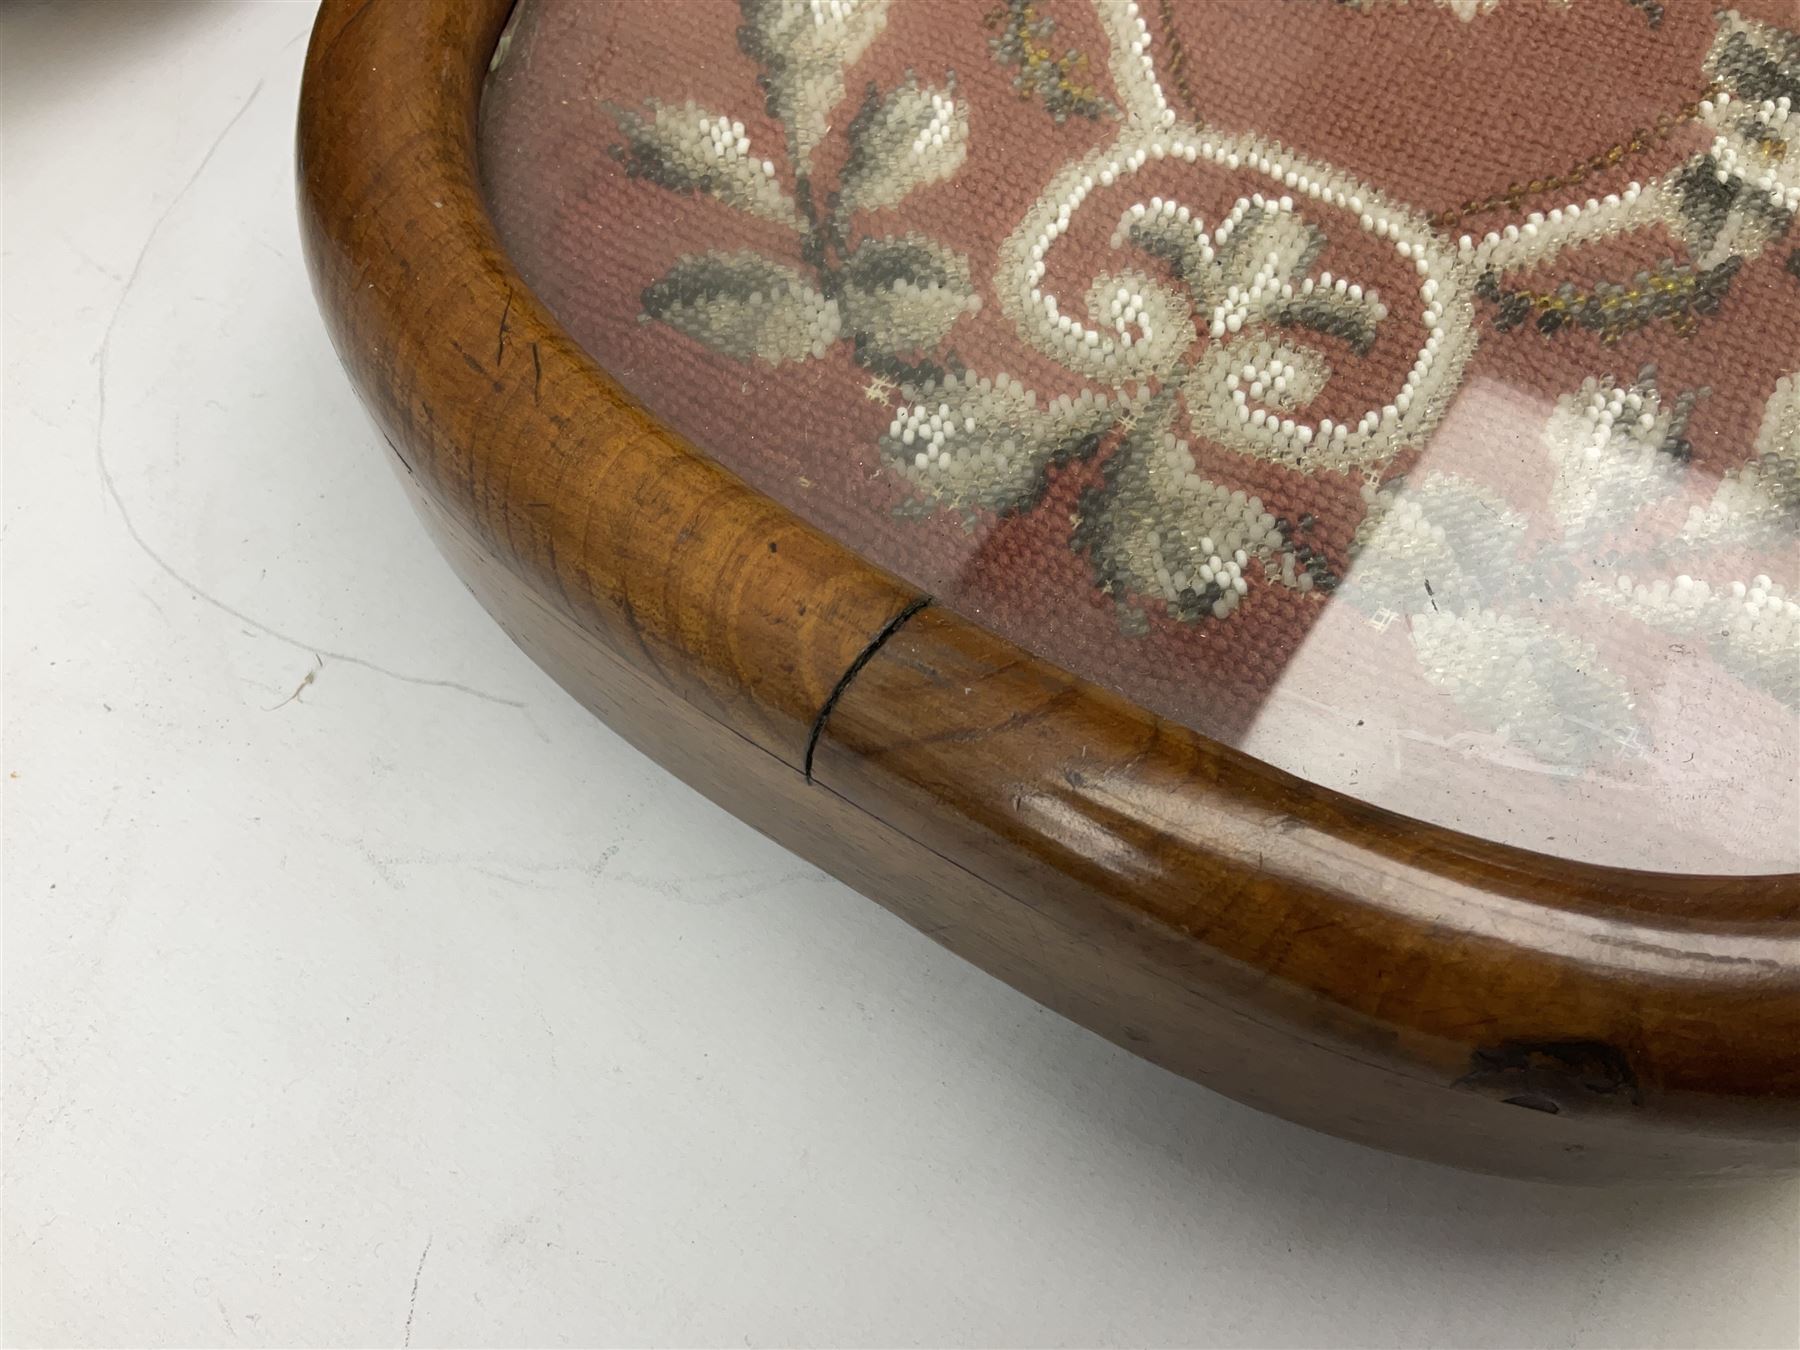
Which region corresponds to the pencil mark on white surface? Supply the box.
[605,865,829,906]
[23,1214,59,1249]
[403,1235,432,1347]
[539,1011,560,1071]
[350,841,624,893]
[134,584,172,626]
[91,77,523,711]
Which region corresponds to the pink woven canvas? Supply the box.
[481,0,1800,872]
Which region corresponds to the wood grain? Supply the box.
[298,0,1800,1181]
[815,606,1800,1177]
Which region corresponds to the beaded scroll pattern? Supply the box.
[1333,13,1800,764]
[887,0,1481,635]
[614,0,1799,772]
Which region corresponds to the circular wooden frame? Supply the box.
[298,0,1799,1182]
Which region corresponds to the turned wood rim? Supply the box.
[297,0,1799,1154]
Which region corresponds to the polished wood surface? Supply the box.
[297,0,1800,1181]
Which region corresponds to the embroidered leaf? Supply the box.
[1342,472,1529,616]
[1410,609,1641,767]
[1114,199,1223,293]
[642,252,841,364]
[1543,371,1695,547]
[1597,573,1799,707]
[610,101,799,228]
[738,0,891,170]
[1075,401,1327,624]
[1208,203,1324,304]
[839,235,980,360]
[1688,13,1800,236]
[1118,196,1384,354]
[837,76,969,216]
[879,370,1117,515]
[1682,373,1800,548]
[1480,256,1743,341]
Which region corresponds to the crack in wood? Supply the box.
[804,595,930,783]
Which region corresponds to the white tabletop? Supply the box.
[4,3,1797,1346]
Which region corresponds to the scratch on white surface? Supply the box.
[90,78,524,711]
[350,841,624,893]
[403,1235,432,1347]
[61,237,126,284]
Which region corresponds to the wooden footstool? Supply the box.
[298,0,1800,1181]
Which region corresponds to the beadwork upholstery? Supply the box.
[480,0,1800,872]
